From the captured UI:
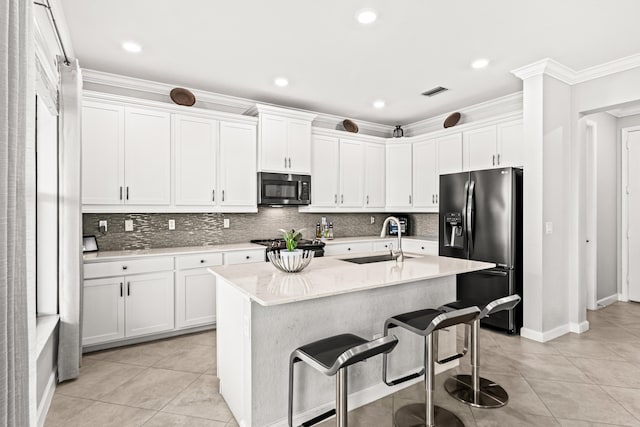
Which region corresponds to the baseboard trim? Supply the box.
[37,369,57,427]
[569,321,590,334]
[617,292,629,303]
[597,294,619,307]
[521,324,570,343]
[266,360,458,427]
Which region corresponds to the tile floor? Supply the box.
[46,301,640,426]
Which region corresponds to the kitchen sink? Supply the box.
[340,254,415,264]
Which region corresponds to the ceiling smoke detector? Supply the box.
[421,86,449,97]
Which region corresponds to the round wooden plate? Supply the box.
[343,119,359,133]
[170,87,196,106]
[444,112,461,128]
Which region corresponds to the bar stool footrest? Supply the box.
[444,374,509,408]
[394,403,465,427]
[436,351,465,365]
[300,408,336,427]
[385,369,425,386]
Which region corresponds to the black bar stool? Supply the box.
[383,306,480,427]
[288,333,398,427]
[441,295,522,408]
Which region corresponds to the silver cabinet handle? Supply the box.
[288,157,291,168]
[492,155,496,166]
[126,186,129,200]
[435,194,438,204]
[212,189,215,202]
[222,190,225,202]
[127,282,130,296]
[366,195,369,205]
[432,194,434,204]
[284,157,287,168]
[409,195,412,204]
[119,186,123,200]
[341,194,344,204]
[334,194,337,204]
[497,154,501,165]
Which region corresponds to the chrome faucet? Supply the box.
[380,216,404,262]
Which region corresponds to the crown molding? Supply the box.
[247,104,317,121]
[511,53,640,85]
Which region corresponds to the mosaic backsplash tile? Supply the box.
[83,209,438,251]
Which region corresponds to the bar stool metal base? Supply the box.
[394,403,465,427]
[444,375,508,408]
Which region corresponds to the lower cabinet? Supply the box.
[83,271,174,345]
[176,268,217,329]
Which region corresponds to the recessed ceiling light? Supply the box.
[356,9,377,24]
[122,42,142,53]
[471,58,490,69]
[373,100,385,109]
[274,77,289,87]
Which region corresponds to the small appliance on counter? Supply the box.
[257,172,311,206]
[83,235,99,253]
[250,238,326,261]
[387,216,409,236]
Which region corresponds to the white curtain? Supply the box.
[1,0,34,424]
[57,59,83,382]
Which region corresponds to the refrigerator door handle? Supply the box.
[462,180,469,248]
[467,180,475,251]
[476,269,508,277]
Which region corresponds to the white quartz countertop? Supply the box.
[209,252,493,306]
[83,242,264,262]
[321,235,438,244]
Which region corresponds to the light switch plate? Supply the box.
[168,219,175,230]
[545,221,553,234]
[125,220,134,232]
[99,220,108,232]
[370,216,375,224]
[223,218,230,228]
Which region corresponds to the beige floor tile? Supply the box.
[528,378,639,426]
[162,375,233,422]
[168,330,217,348]
[609,342,640,364]
[44,394,95,427]
[556,418,633,426]
[459,348,522,377]
[144,412,226,426]
[316,396,395,427]
[579,325,640,343]
[549,335,627,361]
[153,343,216,373]
[471,405,560,426]
[225,419,239,427]
[59,401,155,427]
[512,353,593,384]
[99,368,199,410]
[479,373,551,416]
[84,340,182,367]
[55,359,147,400]
[392,397,476,427]
[601,385,640,421]
[568,357,640,388]
[494,335,560,356]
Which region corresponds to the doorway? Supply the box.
[623,126,640,302]
[584,120,598,310]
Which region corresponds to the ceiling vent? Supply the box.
[421,86,448,97]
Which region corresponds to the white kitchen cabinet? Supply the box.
[224,249,266,265]
[438,133,464,175]
[176,268,218,329]
[219,121,257,207]
[81,102,125,205]
[339,139,365,207]
[373,239,396,252]
[496,121,524,167]
[463,121,522,171]
[324,241,373,256]
[174,115,219,206]
[386,143,413,208]
[82,277,125,345]
[365,143,386,208]
[403,239,438,255]
[124,271,175,337]
[412,139,438,208]
[124,107,172,205]
[311,134,340,207]
[255,105,315,174]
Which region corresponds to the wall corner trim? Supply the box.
[520,324,571,343]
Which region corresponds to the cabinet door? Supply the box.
[437,133,463,175]
[412,139,438,208]
[124,107,171,205]
[259,114,288,172]
[176,268,216,329]
[82,102,125,205]
[125,272,174,337]
[174,115,218,206]
[287,119,312,174]
[365,143,386,208]
[497,121,524,167]
[463,126,497,171]
[219,122,257,206]
[339,139,365,207]
[323,241,373,256]
[311,135,339,207]
[83,277,125,345]
[386,143,413,208]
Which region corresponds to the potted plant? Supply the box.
[279,228,304,256]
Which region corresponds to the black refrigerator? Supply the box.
[439,167,523,334]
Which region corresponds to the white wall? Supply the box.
[585,113,618,301]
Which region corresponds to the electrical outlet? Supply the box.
[223,218,230,228]
[99,220,108,232]
[168,219,175,230]
[125,220,134,232]
[545,221,553,234]
[370,216,375,225]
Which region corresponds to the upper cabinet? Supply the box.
[386,142,413,209]
[81,95,258,213]
[463,120,523,171]
[339,138,365,207]
[253,104,316,174]
[310,134,340,207]
[364,143,385,208]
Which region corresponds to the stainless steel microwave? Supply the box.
[258,172,311,206]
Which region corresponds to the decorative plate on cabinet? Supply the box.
[342,119,359,133]
[443,112,461,128]
[170,87,196,106]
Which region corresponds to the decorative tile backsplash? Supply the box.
[83,208,438,251]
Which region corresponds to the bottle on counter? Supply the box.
[316,223,322,238]
[328,222,334,239]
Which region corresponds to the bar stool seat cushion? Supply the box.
[297,333,368,370]
[389,308,443,333]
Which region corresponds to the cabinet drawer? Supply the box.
[176,252,224,270]
[324,242,372,256]
[403,240,438,255]
[84,256,174,279]
[224,249,265,265]
[373,240,396,252]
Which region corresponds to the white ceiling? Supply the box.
[59,0,640,125]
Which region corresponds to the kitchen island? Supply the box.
[210,252,493,427]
